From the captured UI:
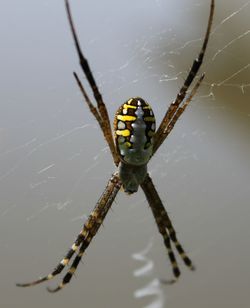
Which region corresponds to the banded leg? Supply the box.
[162,73,205,141]
[65,0,119,166]
[141,174,194,281]
[47,235,92,292]
[17,172,122,290]
[158,224,181,282]
[153,0,214,155]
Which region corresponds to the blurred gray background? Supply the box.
[0,0,250,307]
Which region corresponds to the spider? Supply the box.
[17,0,214,293]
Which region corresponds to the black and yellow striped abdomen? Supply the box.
[114,97,156,166]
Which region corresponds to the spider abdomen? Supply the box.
[114,97,156,166]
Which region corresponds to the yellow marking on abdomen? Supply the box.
[123,103,136,109]
[117,115,136,121]
[125,141,132,148]
[116,129,130,137]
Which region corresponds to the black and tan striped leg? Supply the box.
[153,0,214,155]
[17,172,122,290]
[141,174,194,281]
[16,230,89,287]
[47,234,94,292]
[161,73,205,142]
[157,224,181,283]
[65,0,119,166]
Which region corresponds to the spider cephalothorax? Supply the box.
[114,97,156,193]
[17,0,214,293]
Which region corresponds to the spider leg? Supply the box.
[158,225,181,283]
[47,234,93,293]
[65,0,119,166]
[141,174,194,281]
[162,73,205,141]
[16,231,87,287]
[17,173,121,290]
[73,72,103,125]
[153,0,214,155]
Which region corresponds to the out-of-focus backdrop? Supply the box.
[0,1,249,307]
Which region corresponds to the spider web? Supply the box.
[0,1,250,307]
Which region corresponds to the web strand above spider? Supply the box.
[17,0,214,292]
